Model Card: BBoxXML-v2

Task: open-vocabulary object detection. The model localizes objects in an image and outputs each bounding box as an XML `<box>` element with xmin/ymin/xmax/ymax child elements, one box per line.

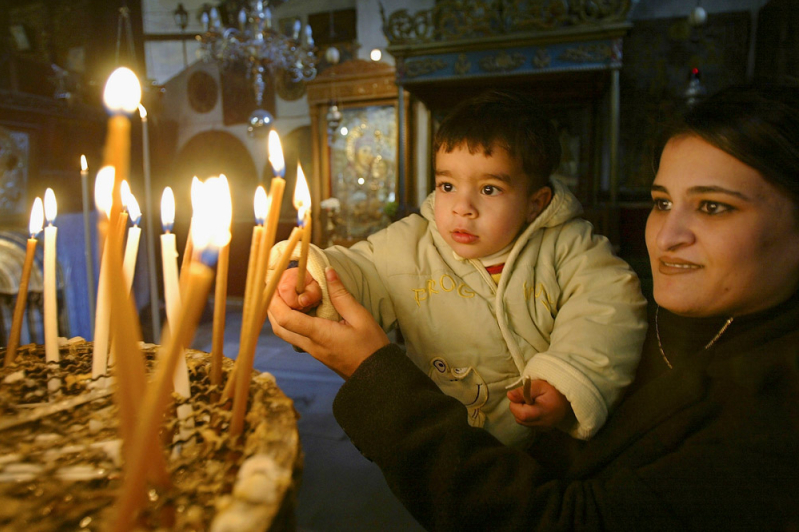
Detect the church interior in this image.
<box><xmin>0</xmin><ymin>0</ymin><xmax>795</xmax><ymax>530</ymax></box>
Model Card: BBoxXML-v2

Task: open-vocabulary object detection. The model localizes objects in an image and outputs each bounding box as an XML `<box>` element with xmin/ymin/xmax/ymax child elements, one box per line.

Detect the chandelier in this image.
<box><xmin>197</xmin><ymin>1</ymin><xmax>317</xmax><ymax>110</ymax></box>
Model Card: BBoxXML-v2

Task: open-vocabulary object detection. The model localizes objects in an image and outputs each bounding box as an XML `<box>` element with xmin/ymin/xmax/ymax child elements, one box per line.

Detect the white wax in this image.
<box><xmin>160</xmin><ymin>232</ymin><xmax>192</xmax><ymax>401</ymax></box>
<box><xmin>92</xmin><ymin>247</ymin><xmax>111</xmax><ymax>379</ymax></box>
<box><xmin>161</xmin><ymin>232</ymin><xmax>181</xmax><ymax>330</ymax></box>
<box><xmin>43</xmin><ymin>225</ymin><xmax>59</xmax><ymax>362</ymax></box>
<box><xmin>122</xmin><ymin>226</ymin><xmax>141</xmax><ymax>294</ymax></box>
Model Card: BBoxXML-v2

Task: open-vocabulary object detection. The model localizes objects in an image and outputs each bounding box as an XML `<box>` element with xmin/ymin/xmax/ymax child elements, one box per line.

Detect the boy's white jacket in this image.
<box><xmin>271</xmin><ymin>178</ymin><xmax>647</xmax><ymax>445</ymax></box>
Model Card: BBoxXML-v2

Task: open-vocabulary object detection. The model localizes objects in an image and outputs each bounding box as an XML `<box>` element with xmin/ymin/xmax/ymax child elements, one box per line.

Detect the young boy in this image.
<box><xmin>273</xmin><ymin>91</ymin><xmax>647</xmax><ymax>447</ymax></box>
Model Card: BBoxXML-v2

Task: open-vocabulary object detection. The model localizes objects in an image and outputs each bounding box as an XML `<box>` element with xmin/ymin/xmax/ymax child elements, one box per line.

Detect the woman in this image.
<box><xmin>269</xmin><ymin>82</ymin><xmax>799</xmax><ymax>531</ymax></box>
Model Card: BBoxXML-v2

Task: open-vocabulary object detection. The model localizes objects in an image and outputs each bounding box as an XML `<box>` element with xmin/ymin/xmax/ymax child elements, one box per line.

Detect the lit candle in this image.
<box><xmin>122</xmin><ymin>191</ymin><xmax>142</xmax><ymax>295</ymax></box>
<box><xmin>179</xmin><ymin>177</ymin><xmax>201</xmax><ymax>298</ymax></box>
<box><xmin>159</xmin><ymin>186</ymin><xmax>193</xmax><ymax>434</ymax></box>
<box><xmin>102</xmin><ymin>67</ymin><xmax>141</xmax><ymax>229</ymax></box>
<box><xmin>259</xmin><ymin>129</ymin><xmax>286</xmax><ymax>309</ymax></box>
<box><xmin>114</xmin><ymin>176</ymin><xmax>231</xmax><ymax>529</ymax></box>
<box><xmin>294</xmin><ymin>162</ymin><xmax>312</xmax><ymax>293</ymax></box>
<box><xmin>92</xmin><ymin>167</ymin><xmax>115</xmax><ymax>379</ymax></box>
<box><xmin>43</xmin><ymin>188</ymin><xmax>59</xmax><ymax>363</ymax></box>
<box><xmin>241</xmin><ymin>186</ymin><xmax>267</xmax><ymax>326</ymax></box>
<box><xmin>210</xmin><ymin>175</ymin><xmax>232</xmax><ymax>388</ymax></box>
<box><xmin>80</xmin><ymin>155</ymin><xmax>96</xmax><ymax>332</ymax></box>
<box><xmin>160</xmin><ymin>187</ymin><xmax>181</xmax><ymax>333</ymax></box>
<box><xmin>138</xmin><ymin>103</ymin><xmax>161</xmax><ymax>342</ymax></box>
<box><xmin>230</xmin><ymin>226</ymin><xmax>302</xmax><ymax>436</ymax></box>
<box><xmin>235</xmin><ymin>132</ymin><xmax>285</xmax><ymax>369</ymax></box>
<box><xmin>4</xmin><ymin>198</ymin><xmax>44</xmax><ymax>367</ymax></box>
<box><xmin>221</xmin><ymin>187</ymin><xmax>267</xmax><ymax>402</ymax></box>
<box><xmin>106</xmin><ymin>192</ymin><xmax>127</xmax><ymax>374</ymax></box>
<box><xmin>222</xmin><ymin>133</ymin><xmax>285</xmax><ymax>402</ymax></box>
<box><xmin>103</xmin><ymin>185</ymin><xmax>171</xmax><ymax>490</ymax></box>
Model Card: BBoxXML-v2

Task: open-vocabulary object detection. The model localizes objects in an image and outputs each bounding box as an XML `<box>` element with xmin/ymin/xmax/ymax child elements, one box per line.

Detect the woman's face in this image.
<box><xmin>646</xmin><ymin>135</ymin><xmax>799</xmax><ymax>317</ymax></box>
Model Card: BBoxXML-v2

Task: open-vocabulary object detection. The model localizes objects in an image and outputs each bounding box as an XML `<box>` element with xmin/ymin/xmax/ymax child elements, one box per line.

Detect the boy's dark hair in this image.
<box><xmin>654</xmin><ymin>80</ymin><xmax>799</xmax><ymax>209</ymax></box>
<box><xmin>433</xmin><ymin>90</ymin><xmax>561</xmax><ymax>191</ymax></box>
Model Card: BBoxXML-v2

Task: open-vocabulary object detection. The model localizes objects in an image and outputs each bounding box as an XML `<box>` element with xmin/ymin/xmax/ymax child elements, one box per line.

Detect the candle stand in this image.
<box><xmin>0</xmin><ymin>340</ymin><xmax>301</xmax><ymax>531</ymax></box>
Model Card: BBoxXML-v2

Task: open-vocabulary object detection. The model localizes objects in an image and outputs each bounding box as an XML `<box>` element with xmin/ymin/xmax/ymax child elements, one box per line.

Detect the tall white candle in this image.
<box><xmin>92</xmin><ymin>166</ymin><xmax>116</xmax><ymax>379</ymax></box>
<box><xmin>80</xmin><ymin>155</ymin><xmax>96</xmax><ymax>332</ymax></box>
<box><xmin>138</xmin><ymin>103</ymin><xmax>161</xmax><ymax>343</ymax></box>
<box><xmin>43</xmin><ymin>188</ymin><xmax>59</xmax><ymax>363</ymax></box>
<box><xmin>122</xmin><ymin>192</ymin><xmax>142</xmax><ymax>294</ymax></box>
<box><xmin>160</xmin><ymin>187</ymin><xmax>181</xmax><ymax>330</ymax></box>
<box><xmin>160</xmin><ymin>187</ymin><xmax>192</xmax><ymax>421</ymax></box>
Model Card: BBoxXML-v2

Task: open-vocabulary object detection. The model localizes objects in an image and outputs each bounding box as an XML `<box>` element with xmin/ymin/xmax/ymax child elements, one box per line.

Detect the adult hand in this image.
<box><xmin>507</xmin><ymin>379</ymin><xmax>571</xmax><ymax>429</ymax></box>
<box><xmin>268</xmin><ymin>267</ymin><xmax>390</xmax><ymax>379</ymax></box>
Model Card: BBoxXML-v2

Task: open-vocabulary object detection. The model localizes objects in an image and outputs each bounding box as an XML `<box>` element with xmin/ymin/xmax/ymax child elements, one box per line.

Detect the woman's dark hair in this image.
<box><xmin>433</xmin><ymin>90</ymin><xmax>561</xmax><ymax>191</ymax></box>
<box><xmin>655</xmin><ymin>81</ymin><xmax>799</xmax><ymax>207</ymax></box>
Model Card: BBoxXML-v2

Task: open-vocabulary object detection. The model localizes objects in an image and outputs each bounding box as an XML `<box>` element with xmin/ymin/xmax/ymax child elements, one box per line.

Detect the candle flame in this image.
<box><xmin>268</xmin><ymin>130</ymin><xmax>285</xmax><ymax>178</ymax></box>
<box><xmin>80</xmin><ymin>155</ymin><xmax>87</xmax><ymax>172</ymax></box>
<box><xmin>121</xmin><ymin>180</ymin><xmax>132</xmax><ymax>211</ymax></box>
<box><xmin>44</xmin><ymin>188</ymin><xmax>57</xmax><ymax>225</ymax></box>
<box><xmin>138</xmin><ymin>103</ymin><xmax>147</xmax><ymax>119</ymax></box>
<box><xmin>219</xmin><ymin>174</ymin><xmax>232</xmax><ymax>230</ymax></box>
<box><xmin>127</xmin><ymin>193</ymin><xmax>142</xmax><ymax>226</ymax></box>
<box><xmin>191</xmin><ymin>176</ymin><xmax>232</xmax><ymax>257</ymax></box>
<box><xmin>94</xmin><ymin>166</ymin><xmax>115</xmax><ymax>219</ymax></box>
<box><xmin>293</xmin><ymin>163</ymin><xmax>311</xmax><ymax>225</ymax></box>
<box><xmin>29</xmin><ymin>197</ymin><xmax>44</xmax><ymax>237</ymax></box>
<box><xmin>103</xmin><ymin>67</ymin><xmax>142</xmax><ymax>114</ymax></box>
<box><xmin>254</xmin><ymin>186</ymin><xmax>267</xmax><ymax>225</ymax></box>
<box><xmin>161</xmin><ymin>187</ymin><xmax>175</xmax><ymax>232</ymax></box>
<box><xmin>190</xmin><ymin>176</ymin><xmax>201</xmax><ymax>218</ymax></box>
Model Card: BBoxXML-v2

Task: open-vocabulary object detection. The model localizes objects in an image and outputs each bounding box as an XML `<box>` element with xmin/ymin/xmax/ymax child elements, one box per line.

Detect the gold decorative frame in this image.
<box><xmin>306</xmin><ymin>60</ymin><xmax>413</xmax><ymax>246</ymax></box>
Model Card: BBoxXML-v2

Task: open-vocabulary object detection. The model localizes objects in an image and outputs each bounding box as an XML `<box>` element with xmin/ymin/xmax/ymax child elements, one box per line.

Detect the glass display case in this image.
<box><xmin>328</xmin><ymin>104</ymin><xmax>397</xmax><ymax>241</ymax></box>
<box><xmin>306</xmin><ymin>59</ymin><xmax>412</xmax><ymax>247</ymax></box>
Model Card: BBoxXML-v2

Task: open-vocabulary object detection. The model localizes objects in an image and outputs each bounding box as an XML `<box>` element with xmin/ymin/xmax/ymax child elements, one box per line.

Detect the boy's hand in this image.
<box><xmin>268</xmin><ymin>267</ymin><xmax>389</xmax><ymax>379</ymax></box>
<box><xmin>507</xmin><ymin>378</ymin><xmax>570</xmax><ymax>429</ymax></box>
<box><xmin>277</xmin><ymin>267</ymin><xmax>322</xmax><ymax>311</ymax></box>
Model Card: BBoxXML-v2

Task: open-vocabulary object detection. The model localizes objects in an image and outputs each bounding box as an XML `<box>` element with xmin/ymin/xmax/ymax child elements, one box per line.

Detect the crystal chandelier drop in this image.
<box><xmin>197</xmin><ymin>1</ymin><xmax>318</xmax><ymax>109</ymax></box>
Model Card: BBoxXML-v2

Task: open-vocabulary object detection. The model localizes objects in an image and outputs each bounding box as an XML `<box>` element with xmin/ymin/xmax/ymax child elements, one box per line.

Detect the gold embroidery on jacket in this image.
<box><xmin>412</xmin><ymin>275</ymin><xmax>476</xmax><ymax>306</ymax></box>
<box><xmin>523</xmin><ymin>281</ymin><xmax>556</xmax><ymax>312</ymax></box>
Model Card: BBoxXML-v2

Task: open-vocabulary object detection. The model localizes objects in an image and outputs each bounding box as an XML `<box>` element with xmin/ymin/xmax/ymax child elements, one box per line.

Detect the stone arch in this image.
<box><xmin>168</xmin><ymin>129</ymin><xmax>257</xmax><ymax>251</ymax></box>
